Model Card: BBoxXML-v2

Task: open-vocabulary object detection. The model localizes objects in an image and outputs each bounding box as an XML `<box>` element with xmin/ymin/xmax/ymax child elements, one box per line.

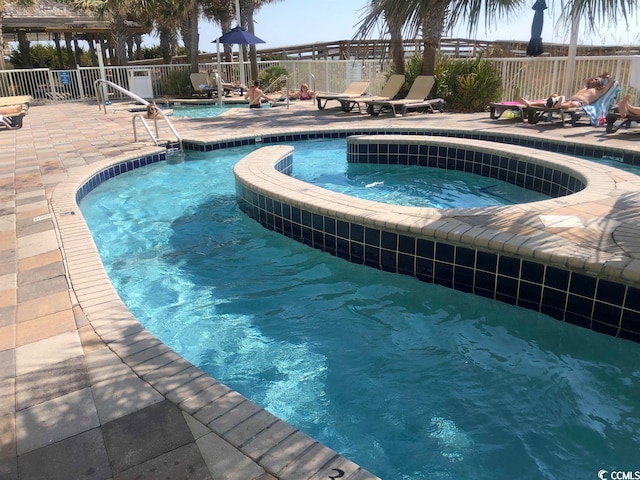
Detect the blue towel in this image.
<box><xmin>582</xmin><ymin>80</ymin><xmax>620</xmax><ymax>126</ymax></box>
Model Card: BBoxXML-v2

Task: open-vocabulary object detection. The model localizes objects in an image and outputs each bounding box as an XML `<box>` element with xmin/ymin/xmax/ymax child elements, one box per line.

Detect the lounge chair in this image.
<box><xmin>605</xmin><ymin>109</ymin><xmax>640</xmax><ymax>133</ymax></box>
<box><xmin>190</xmin><ymin>72</ymin><xmax>217</xmax><ymax>98</ymax></box>
<box><xmin>316</xmin><ymin>81</ymin><xmax>370</xmax><ymax>110</ymax></box>
<box><xmin>488</xmin><ymin>98</ymin><xmax>552</xmax><ymax>120</ymax></box>
<box><xmin>337</xmin><ymin>75</ymin><xmax>405</xmax><ymax>113</ymax></box>
<box><xmin>522</xmin><ymin>80</ymin><xmax>621</xmax><ymax>127</ymax></box>
<box><xmin>0</xmin><ymin>95</ymin><xmax>32</xmax><ymax>107</ymax></box>
<box><xmin>365</xmin><ymin>76</ymin><xmax>445</xmax><ymax>116</ymax></box>
<box><xmin>0</xmin><ymin>103</ymin><xmax>28</xmax><ymax>130</ymax></box>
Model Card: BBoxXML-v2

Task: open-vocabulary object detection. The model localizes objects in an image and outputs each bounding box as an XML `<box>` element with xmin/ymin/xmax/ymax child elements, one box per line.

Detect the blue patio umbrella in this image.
<box><xmin>213</xmin><ymin>26</ymin><xmax>265</xmax><ymax>96</ymax></box>
<box><xmin>526</xmin><ymin>0</ymin><xmax>547</xmax><ymax>57</ymax></box>
<box><xmin>217</xmin><ymin>26</ymin><xmax>265</xmax><ymax>45</ymax></box>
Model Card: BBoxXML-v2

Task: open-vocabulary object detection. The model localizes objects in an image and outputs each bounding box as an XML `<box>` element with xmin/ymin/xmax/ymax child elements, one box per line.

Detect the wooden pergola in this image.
<box><xmin>2</xmin><ymin>0</ymin><xmax>150</xmax><ymax>68</ymax></box>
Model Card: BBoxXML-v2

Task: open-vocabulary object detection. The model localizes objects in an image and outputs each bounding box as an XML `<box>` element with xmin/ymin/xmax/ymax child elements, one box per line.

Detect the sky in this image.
<box><xmin>140</xmin><ymin>0</ymin><xmax>640</xmax><ymax>54</ymax></box>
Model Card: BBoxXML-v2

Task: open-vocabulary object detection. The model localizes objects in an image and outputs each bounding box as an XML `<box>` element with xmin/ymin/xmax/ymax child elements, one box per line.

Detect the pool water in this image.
<box><xmin>172</xmin><ymin>102</ymin><xmax>270</xmax><ymax>118</ymax></box>
<box><xmin>80</xmin><ymin>139</ymin><xmax>640</xmax><ymax>480</ymax></box>
<box><xmin>291</xmin><ymin>140</ymin><xmax>549</xmax><ymax>207</ymax></box>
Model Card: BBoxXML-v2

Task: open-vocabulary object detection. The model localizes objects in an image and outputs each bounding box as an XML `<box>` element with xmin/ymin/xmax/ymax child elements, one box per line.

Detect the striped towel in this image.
<box><xmin>582</xmin><ymin>80</ymin><xmax>621</xmax><ymax>126</ymax></box>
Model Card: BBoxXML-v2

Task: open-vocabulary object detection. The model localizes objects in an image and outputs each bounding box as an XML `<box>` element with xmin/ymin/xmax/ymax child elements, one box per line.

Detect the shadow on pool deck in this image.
<box><xmin>2</xmin><ymin>101</ymin><xmax>640</xmax><ymax>479</ymax></box>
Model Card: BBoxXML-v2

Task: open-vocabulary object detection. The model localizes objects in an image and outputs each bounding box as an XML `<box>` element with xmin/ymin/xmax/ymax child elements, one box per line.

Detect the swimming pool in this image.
<box><xmin>80</xmin><ymin>138</ymin><xmax>640</xmax><ymax>480</ymax></box>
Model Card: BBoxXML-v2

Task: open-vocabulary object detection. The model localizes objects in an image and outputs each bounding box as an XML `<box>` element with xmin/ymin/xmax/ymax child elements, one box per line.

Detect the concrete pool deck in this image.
<box><xmin>2</xmin><ymin>100</ymin><xmax>640</xmax><ymax>479</ymax></box>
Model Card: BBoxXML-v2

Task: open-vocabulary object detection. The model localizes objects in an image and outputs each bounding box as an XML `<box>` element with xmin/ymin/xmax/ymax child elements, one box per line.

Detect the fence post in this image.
<box><xmin>76</xmin><ymin>66</ymin><xmax>85</xmax><ymax>101</ymax></box>
<box><xmin>46</xmin><ymin>69</ymin><xmax>57</xmax><ymax>102</ymax></box>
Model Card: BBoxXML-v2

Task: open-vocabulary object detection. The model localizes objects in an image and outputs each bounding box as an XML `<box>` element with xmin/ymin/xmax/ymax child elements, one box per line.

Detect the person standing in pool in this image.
<box><xmin>245</xmin><ymin>80</ymin><xmax>274</xmax><ymax>109</ymax></box>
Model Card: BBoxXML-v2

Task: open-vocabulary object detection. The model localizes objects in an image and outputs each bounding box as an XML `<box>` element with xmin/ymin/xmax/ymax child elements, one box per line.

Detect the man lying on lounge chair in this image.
<box><xmin>519</xmin><ymin>73</ymin><xmax>615</xmax><ymax>109</ymax></box>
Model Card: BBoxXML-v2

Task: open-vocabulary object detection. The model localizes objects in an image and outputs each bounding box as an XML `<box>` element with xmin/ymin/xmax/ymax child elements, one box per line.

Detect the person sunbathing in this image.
<box><xmin>519</xmin><ymin>73</ymin><xmax>615</xmax><ymax>109</ymax></box>
<box><xmin>0</xmin><ymin>104</ymin><xmax>27</xmax><ymax>115</ymax></box>
<box><xmin>618</xmin><ymin>94</ymin><xmax>640</xmax><ymax>118</ymax></box>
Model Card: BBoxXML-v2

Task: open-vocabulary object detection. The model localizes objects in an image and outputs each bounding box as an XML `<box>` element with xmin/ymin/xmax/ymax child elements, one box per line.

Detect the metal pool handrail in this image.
<box><xmin>94</xmin><ymin>78</ymin><xmax>183</xmax><ymax>150</ymax></box>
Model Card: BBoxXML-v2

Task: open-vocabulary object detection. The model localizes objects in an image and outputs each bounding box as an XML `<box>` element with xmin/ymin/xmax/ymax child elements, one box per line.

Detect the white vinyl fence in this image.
<box><xmin>0</xmin><ymin>56</ymin><xmax>637</xmax><ymax>106</ymax></box>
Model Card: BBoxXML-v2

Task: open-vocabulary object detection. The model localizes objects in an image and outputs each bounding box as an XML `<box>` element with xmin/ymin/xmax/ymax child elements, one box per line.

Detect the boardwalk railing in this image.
<box><xmin>1</xmin><ymin>56</ymin><xmax>637</xmax><ymax>106</ymax></box>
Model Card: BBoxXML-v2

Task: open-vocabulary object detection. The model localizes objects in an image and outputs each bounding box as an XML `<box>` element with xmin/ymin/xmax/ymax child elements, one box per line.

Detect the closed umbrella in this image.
<box><xmin>526</xmin><ymin>0</ymin><xmax>547</xmax><ymax>57</ymax></box>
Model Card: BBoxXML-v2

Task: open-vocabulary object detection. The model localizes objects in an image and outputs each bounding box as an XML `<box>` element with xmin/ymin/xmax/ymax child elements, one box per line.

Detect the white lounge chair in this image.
<box><xmin>365</xmin><ymin>76</ymin><xmax>444</xmax><ymax>116</ymax></box>
<box><xmin>338</xmin><ymin>75</ymin><xmax>405</xmax><ymax>113</ymax></box>
<box><xmin>316</xmin><ymin>81</ymin><xmax>370</xmax><ymax>110</ymax></box>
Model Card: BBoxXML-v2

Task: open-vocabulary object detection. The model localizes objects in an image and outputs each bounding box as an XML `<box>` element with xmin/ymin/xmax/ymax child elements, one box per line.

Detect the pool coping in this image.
<box><xmin>46</xmin><ymin>119</ymin><xmax>640</xmax><ymax>479</ymax></box>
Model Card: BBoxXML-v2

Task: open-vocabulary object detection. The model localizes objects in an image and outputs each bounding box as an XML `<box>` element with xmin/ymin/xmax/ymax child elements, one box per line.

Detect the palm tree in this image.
<box><xmin>65</xmin><ymin>0</ymin><xmax>154</xmax><ymax>65</ymax></box>
<box><xmin>356</xmin><ymin>0</ymin><xmax>639</xmax><ymax>76</ymax></box>
<box><xmin>0</xmin><ymin>0</ymin><xmax>36</xmax><ymax>69</ymax></box>
<box><xmin>239</xmin><ymin>0</ymin><xmax>281</xmax><ymax>81</ymax></box>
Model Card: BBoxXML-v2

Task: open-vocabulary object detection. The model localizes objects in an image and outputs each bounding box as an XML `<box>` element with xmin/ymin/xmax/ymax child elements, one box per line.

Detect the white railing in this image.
<box><xmin>1</xmin><ymin>56</ymin><xmax>638</xmax><ymax>107</ymax></box>
<box><xmin>94</xmin><ymin>78</ymin><xmax>182</xmax><ymax>149</ymax></box>
<box><xmin>487</xmin><ymin>55</ymin><xmax>638</xmax><ymax>102</ymax></box>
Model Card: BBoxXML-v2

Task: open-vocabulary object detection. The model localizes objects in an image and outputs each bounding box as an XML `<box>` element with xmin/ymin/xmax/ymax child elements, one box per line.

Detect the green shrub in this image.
<box><xmin>165</xmin><ymin>70</ymin><xmax>192</xmax><ymax>97</ymax></box>
<box><xmin>393</xmin><ymin>54</ymin><xmax>502</xmax><ymax>112</ymax></box>
<box><xmin>257</xmin><ymin>65</ymin><xmax>288</xmax><ymax>93</ymax></box>
<box><xmin>435</xmin><ymin>56</ymin><xmax>503</xmax><ymax>112</ymax></box>
<box><xmin>9</xmin><ymin>44</ymin><xmax>92</xmax><ymax>68</ymax></box>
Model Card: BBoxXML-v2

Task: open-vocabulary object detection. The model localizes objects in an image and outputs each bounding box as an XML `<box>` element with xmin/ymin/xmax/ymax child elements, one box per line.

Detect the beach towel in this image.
<box><xmin>582</xmin><ymin>80</ymin><xmax>621</xmax><ymax>126</ymax></box>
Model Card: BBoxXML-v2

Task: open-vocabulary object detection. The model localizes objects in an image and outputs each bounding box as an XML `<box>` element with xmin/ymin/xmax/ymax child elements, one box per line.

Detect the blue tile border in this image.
<box><xmin>233</xmin><ymin>139</ymin><xmax>640</xmax><ymax>344</ymax></box>
<box><xmin>346</xmin><ymin>136</ymin><xmax>585</xmax><ymax>198</ymax></box>
<box><xmin>75</xmin><ymin>152</ymin><xmax>166</xmax><ymax>203</ymax></box>
<box><xmin>181</xmin><ymin>127</ymin><xmax>640</xmax><ymax>166</ymax></box>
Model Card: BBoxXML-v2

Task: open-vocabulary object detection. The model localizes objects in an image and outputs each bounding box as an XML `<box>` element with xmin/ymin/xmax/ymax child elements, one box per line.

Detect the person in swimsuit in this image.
<box><xmin>245</xmin><ymin>80</ymin><xmax>274</xmax><ymax>108</ymax></box>
<box><xmin>145</xmin><ymin>101</ymin><xmax>165</xmax><ymax>119</ymax></box>
<box><xmin>290</xmin><ymin>83</ymin><xmax>315</xmax><ymax>100</ymax></box>
<box><xmin>519</xmin><ymin>73</ymin><xmax>615</xmax><ymax>109</ymax></box>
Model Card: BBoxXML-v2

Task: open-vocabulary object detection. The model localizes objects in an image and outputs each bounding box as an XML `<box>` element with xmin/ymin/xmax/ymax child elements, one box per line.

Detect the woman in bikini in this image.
<box><xmin>285</xmin><ymin>83</ymin><xmax>315</xmax><ymax>101</ymax></box>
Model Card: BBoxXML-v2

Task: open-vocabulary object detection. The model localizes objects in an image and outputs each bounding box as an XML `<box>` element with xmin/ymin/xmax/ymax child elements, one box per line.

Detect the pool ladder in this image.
<box><xmin>94</xmin><ymin>79</ymin><xmax>183</xmax><ymax>151</ymax></box>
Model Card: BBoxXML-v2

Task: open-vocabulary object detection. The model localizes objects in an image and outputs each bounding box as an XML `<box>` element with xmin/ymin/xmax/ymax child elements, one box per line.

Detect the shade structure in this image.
<box><xmin>214</xmin><ymin>26</ymin><xmax>265</xmax><ymax>92</ymax></box>
<box><xmin>217</xmin><ymin>26</ymin><xmax>265</xmax><ymax>45</ymax></box>
<box><xmin>526</xmin><ymin>0</ymin><xmax>547</xmax><ymax>57</ymax></box>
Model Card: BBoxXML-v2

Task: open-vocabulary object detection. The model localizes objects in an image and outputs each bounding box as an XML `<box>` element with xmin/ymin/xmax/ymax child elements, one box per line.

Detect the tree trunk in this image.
<box><xmin>181</xmin><ymin>4</ymin><xmax>200</xmax><ymax>73</ymax></box>
<box><xmin>110</xmin><ymin>13</ymin><xmax>129</xmax><ymax>66</ymax></box>
<box><xmin>74</xmin><ymin>37</ymin><xmax>82</xmax><ymax>66</ymax></box>
<box><xmin>159</xmin><ymin>28</ymin><xmax>176</xmax><ymax>63</ymax></box>
<box><xmin>126</xmin><ymin>36</ymin><xmax>134</xmax><ymax>62</ymax></box>
<box><xmin>221</xmin><ymin>20</ymin><xmax>232</xmax><ymax>62</ymax></box>
<box><xmin>182</xmin><ymin>19</ymin><xmax>192</xmax><ymax>60</ymax></box>
<box><xmin>420</xmin><ymin>11</ymin><xmax>446</xmax><ymax>76</ymax></box>
<box><xmin>385</xmin><ymin>8</ymin><xmax>404</xmax><ymax>74</ymax></box>
<box><xmin>55</xmin><ymin>33</ymin><xmax>65</xmax><ymax>68</ymax></box>
<box><xmin>134</xmin><ymin>34</ymin><xmax>142</xmax><ymax>60</ymax></box>
<box><xmin>189</xmin><ymin>6</ymin><xmax>199</xmax><ymax>74</ymax></box>
<box><xmin>86</xmin><ymin>34</ymin><xmax>97</xmax><ymax>66</ymax></box>
<box><xmin>0</xmin><ymin>15</ymin><xmax>5</xmax><ymax>70</ymax></box>
<box><xmin>245</xmin><ymin>8</ymin><xmax>258</xmax><ymax>81</ymax></box>
<box><xmin>18</xmin><ymin>30</ymin><xmax>32</xmax><ymax>68</ymax></box>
